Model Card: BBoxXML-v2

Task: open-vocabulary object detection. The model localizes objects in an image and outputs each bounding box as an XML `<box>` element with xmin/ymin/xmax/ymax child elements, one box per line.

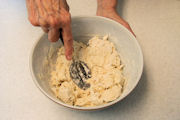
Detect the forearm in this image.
<box><xmin>97</xmin><ymin>0</ymin><xmax>117</xmax><ymax>10</ymax></box>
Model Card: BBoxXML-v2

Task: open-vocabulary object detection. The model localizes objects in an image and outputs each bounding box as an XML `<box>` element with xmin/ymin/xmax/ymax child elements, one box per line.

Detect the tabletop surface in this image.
<box><xmin>0</xmin><ymin>0</ymin><xmax>180</xmax><ymax>120</ymax></box>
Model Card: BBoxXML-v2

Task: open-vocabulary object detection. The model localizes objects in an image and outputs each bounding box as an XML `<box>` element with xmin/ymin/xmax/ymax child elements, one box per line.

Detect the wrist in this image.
<box><xmin>97</xmin><ymin>0</ymin><xmax>117</xmax><ymax>9</ymax></box>
<box><xmin>97</xmin><ymin>7</ymin><xmax>116</xmax><ymax>13</ymax></box>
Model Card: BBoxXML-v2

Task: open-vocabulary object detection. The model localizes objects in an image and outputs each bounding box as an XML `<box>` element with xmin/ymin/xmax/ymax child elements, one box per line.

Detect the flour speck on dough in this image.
<box><xmin>50</xmin><ymin>36</ymin><xmax>126</xmax><ymax>107</ymax></box>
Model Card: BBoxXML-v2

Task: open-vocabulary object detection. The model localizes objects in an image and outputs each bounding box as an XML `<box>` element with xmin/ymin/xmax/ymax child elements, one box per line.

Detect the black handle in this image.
<box><xmin>59</xmin><ymin>28</ymin><xmax>64</xmax><ymax>45</ymax></box>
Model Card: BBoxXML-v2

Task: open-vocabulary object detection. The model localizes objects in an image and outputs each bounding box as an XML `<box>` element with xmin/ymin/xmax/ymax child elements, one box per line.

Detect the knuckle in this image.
<box><xmin>39</xmin><ymin>18</ymin><xmax>47</xmax><ymax>27</ymax></box>
<box><xmin>48</xmin><ymin>16</ymin><xmax>59</xmax><ymax>27</ymax></box>
<box><xmin>67</xmin><ymin>39</ymin><xmax>72</xmax><ymax>44</ymax></box>
<box><xmin>65</xmin><ymin>13</ymin><xmax>71</xmax><ymax>23</ymax></box>
<box><xmin>65</xmin><ymin>36</ymin><xmax>73</xmax><ymax>43</ymax></box>
<box><xmin>64</xmin><ymin>37</ymin><xmax>73</xmax><ymax>47</ymax></box>
<box><xmin>65</xmin><ymin>12</ymin><xmax>71</xmax><ymax>19</ymax></box>
<box><xmin>65</xmin><ymin>38</ymin><xmax>72</xmax><ymax>46</ymax></box>
<box><xmin>29</xmin><ymin>17</ymin><xmax>39</xmax><ymax>26</ymax></box>
<box><xmin>61</xmin><ymin>13</ymin><xmax>71</xmax><ymax>25</ymax></box>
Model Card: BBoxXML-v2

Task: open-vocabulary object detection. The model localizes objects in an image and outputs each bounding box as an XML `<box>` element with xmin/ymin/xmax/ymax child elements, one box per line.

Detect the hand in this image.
<box><xmin>97</xmin><ymin>0</ymin><xmax>135</xmax><ymax>37</ymax></box>
<box><xmin>26</xmin><ymin>0</ymin><xmax>73</xmax><ymax>60</ymax></box>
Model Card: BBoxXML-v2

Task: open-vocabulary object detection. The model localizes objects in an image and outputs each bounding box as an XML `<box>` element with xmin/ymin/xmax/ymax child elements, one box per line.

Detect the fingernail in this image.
<box><xmin>67</xmin><ymin>55</ymin><xmax>72</xmax><ymax>60</ymax></box>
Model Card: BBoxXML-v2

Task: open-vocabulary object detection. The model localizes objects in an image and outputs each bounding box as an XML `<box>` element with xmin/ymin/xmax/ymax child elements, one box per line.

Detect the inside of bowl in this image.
<box><xmin>31</xmin><ymin>16</ymin><xmax>143</xmax><ymax>107</ymax></box>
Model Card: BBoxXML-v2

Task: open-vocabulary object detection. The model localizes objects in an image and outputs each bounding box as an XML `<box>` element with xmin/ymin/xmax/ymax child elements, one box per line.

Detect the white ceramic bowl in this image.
<box><xmin>30</xmin><ymin>16</ymin><xmax>143</xmax><ymax>110</ymax></box>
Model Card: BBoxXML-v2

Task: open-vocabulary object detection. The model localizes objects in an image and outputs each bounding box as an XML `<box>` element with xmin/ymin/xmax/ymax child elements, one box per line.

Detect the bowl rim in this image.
<box><xmin>29</xmin><ymin>15</ymin><xmax>144</xmax><ymax>110</ymax></box>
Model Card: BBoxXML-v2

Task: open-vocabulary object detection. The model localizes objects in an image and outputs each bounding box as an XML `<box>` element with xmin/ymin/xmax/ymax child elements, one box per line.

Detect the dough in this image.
<box><xmin>50</xmin><ymin>36</ymin><xmax>126</xmax><ymax>107</ymax></box>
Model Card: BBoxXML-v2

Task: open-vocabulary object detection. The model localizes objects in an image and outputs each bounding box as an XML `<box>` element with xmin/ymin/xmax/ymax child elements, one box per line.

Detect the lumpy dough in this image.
<box><xmin>50</xmin><ymin>36</ymin><xmax>126</xmax><ymax>107</ymax></box>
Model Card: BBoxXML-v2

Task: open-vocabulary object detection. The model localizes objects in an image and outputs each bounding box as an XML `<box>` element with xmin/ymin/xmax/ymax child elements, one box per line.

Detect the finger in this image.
<box><xmin>114</xmin><ymin>17</ymin><xmax>136</xmax><ymax>37</ymax></box>
<box><xmin>121</xmin><ymin>22</ymin><xmax>136</xmax><ymax>37</ymax></box>
<box><xmin>48</xmin><ymin>28</ymin><xmax>59</xmax><ymax>42</ymax></box>
<box><xmin>42</xmin><ymin>27</ymin><xmax>49</xmax><ymax>33</ymax></box>
<box><xmin>126</xmin><ymin>25</ymin><xmax>136</xmax><ymax>37</ymax></box>
<box><xmin>62</xmin><ymin>24</ymin><xmax>73</xmax><ymax>60</ymax></box>
<box><xmin>26</xmin><ymin>0</ymin><xmax>39</xmax><ymax>26</ymax></box>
